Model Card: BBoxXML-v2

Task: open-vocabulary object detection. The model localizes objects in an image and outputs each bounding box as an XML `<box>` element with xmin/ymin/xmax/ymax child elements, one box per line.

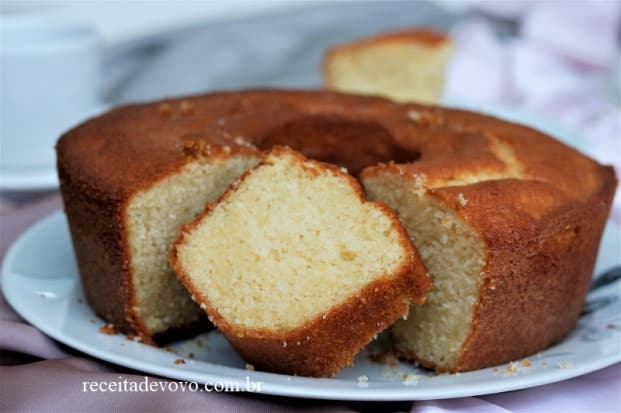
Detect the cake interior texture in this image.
<box><xmin>363</xmin><ymin>171</ymin><xmax>486</xmax><ymax>370</ymax></box>
<box><xmin>325</xmin><ymin>37</ymin><xmax>452</xmax><ymax>104</ymax></box>
<box><xmin>174</xmin><ymin>149</ymin><xmax>412</xmax><ymax>331</ymax></box>
<box><xmin>126</xmin><ymin>154</ymin><xmax>259</xmax><ymax>336</ymax></box>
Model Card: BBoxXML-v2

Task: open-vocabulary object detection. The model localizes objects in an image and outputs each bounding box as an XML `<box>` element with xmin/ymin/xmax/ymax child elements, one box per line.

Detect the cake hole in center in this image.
<box><xmin>258</xmin><ymin>115</ymin><xmax>420</xmax><ymax>176</ymax></box>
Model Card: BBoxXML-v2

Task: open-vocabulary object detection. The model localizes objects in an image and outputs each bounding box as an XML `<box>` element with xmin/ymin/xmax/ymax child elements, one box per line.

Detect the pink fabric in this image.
<box><xmin>448</xmin><ymin>0</ymin><xmax>621</xmax><ymax>223</ymax></box>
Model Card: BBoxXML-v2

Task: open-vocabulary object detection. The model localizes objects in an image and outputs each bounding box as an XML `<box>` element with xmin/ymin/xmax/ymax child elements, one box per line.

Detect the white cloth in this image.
<box><xmin>446</xmin><ymin>0</ymin><xmax>621</xmax><ymax>222</ymax></box>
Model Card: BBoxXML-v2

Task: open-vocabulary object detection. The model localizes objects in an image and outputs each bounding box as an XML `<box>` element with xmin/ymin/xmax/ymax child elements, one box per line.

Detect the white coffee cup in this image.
<box><xmin>1</xmin><ymin>16</ymin><xmax>106</xmax><ymax>173</ymax></box>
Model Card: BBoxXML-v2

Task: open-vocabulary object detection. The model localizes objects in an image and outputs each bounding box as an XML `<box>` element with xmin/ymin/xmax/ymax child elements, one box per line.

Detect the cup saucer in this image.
<box><xmin>0</xmin><ymin>103</ymin><xmax>109</xmax><ymax>192</ymax></box>
<box><xmin>0</xmin><ymin>166</ymin><xmax>59</xmax><ymax>191</ymax></box>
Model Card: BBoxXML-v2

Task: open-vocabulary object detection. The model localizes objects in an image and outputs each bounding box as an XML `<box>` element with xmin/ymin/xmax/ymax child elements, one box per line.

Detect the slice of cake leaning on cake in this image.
<box><xmin>170</xmin><ymin>147</ymin><xmax>431</xmax><ymax>377</ymax></box>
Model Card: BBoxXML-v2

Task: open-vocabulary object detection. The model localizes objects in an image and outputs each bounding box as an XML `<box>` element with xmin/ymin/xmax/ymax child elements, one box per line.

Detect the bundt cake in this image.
<box><xmin>323</xmin><ymin>28</ymin><xmax>453</xmax><ymax>104</ymax></box>
<box><xmin>169</xmin><ymin>146</ymin><xmax>431</xmax><ymax>377</ymax></box>
<box><xmin>57</xmin><ymin>90</ymin><xmax>616</xmax><ymax>374</ymax></box>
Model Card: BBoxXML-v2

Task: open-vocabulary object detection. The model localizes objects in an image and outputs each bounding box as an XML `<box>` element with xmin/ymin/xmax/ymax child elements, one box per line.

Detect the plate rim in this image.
<box><xmin>2</xmin><ymin>210</ymin><xmax>620</xmax><ymax>401</ymax></box>
<box><xmin>0</xmin><ymin>166</ymin><xmax>59</xmax><ymax>191</ymax></box>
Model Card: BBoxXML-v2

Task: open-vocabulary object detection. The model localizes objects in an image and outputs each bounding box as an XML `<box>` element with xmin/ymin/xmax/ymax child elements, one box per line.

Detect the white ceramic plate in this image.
<box><xmin>2</xmin><ymin>108</ymin><xmax>620</xmax><ymax>400</ymax></box>
<box><xmin>2</xmin><ymin>212</ymin><xmax>619</xmax><ymax>401</ymax></box>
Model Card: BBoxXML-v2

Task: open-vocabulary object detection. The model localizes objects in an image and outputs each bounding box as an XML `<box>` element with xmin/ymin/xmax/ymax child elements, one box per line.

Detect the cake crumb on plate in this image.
<box><xmin>99</xmin><ymin>324</ymin><xmax>117</xmax><ymax>335</ymax></box>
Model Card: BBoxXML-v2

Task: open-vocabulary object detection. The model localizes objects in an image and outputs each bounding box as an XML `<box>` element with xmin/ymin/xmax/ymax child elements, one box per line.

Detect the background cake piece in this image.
<box><xmin>170</xmin><ymin>146</ymin><xmax>431</xmax><ymax>377</ymax></box>
<box><xmin>323</xmin><ymin>28</ymin><xmax>452</xmax><ymax>104</ymax></box>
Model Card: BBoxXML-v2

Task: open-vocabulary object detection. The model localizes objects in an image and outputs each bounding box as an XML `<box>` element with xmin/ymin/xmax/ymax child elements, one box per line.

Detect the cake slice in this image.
<box><xmin>169</xmin><ymin>146</ymin><xmax>431</xmax><ymax>377</ymax></box>
<box><xmin>362</xmin><ymin>170</ymin><xmax>487</xmax><ymax>371</ymax></box>
<box><xmin>323</xmin><ymin>28</ymin><xmax>452</xmax><ymax>104</ymax></box>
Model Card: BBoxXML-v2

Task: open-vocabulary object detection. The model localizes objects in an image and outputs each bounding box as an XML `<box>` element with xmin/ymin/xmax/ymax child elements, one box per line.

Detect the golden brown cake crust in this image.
<box><xmin>169</xmin><ymin>147</ymin><xmax>432</xmax><ymax>377</ymax></box>
<box><xmin>443</xmin><ymin>178</ymin><xmax>614</xmax><ymax>371</ymax></box>
<box><xmin>58</xmin><ymin>89</ymin><xmax>616</xmax><ymax>358</ymax></box>
<box><xmin>390</xmin><ymin>177</ymin><xmax>615</xmax><ymax>372</ymax></box>
<box><xmin>361</xmin><ymin>105</ymin><xmax>617</xmax><ymax>371</ymax></box>
<box><xmin>325</xmin><ymin>28</ymin><xmax>449</xmax><ymax>55</ymax></box>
